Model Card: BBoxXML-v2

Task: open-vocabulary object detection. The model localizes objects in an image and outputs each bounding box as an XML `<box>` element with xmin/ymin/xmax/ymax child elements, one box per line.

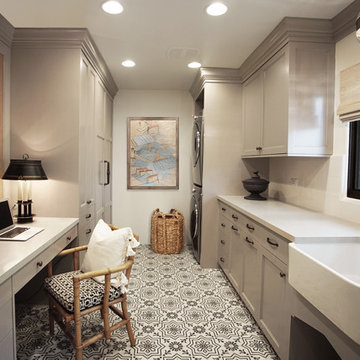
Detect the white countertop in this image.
<box><xmin>0</xmin><ymin>217</ymin><xmax>79</xmax><ymax>285</ymax></box>
<box><xmin>217</xmin><ymin>195</ymin><xmax>360</xmax><ymax>242</ymax></box>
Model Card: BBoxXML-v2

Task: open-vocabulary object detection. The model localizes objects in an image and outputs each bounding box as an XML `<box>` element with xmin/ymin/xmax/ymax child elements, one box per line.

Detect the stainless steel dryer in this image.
<box><xmin>192</xmin><ymin>115</ymin><xmax>203</xmax><ymax>187</ymax></box>
<box><xmin>190</xmin><ymin>184</ymin><xmax>202</xmax><ymax>264</ymax></box>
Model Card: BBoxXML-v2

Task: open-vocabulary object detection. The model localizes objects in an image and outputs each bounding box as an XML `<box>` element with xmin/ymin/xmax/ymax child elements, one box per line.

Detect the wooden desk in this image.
<box><xmin>0</xmin><ymin>217</ymin><xmax>79</xmax><ymax>360</ymax></box>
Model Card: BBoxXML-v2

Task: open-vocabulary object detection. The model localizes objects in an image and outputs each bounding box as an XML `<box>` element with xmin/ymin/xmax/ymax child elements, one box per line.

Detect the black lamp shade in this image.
<box><xmin>2</xmin><ymin>159</ymin><xmax>48</xmax><ymax>180</ymax></box>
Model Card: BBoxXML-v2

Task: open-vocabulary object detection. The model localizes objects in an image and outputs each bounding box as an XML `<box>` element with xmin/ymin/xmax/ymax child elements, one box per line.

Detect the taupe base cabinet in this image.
<box><xmin>217</xmin><ymin>200</ymin><xmax>291</xmax><ymax>359</ymax></box>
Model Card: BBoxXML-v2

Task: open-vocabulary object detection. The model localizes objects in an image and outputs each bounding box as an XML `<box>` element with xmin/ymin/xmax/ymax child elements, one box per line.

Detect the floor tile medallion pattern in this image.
<box><xmin>16</xmin><ymin>245</ymin><xmax>279</xmax><ymax>359</ymax></box>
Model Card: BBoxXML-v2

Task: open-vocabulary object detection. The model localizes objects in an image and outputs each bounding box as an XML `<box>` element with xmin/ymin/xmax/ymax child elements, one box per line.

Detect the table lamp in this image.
<box><xmin>2</xmin><ymin>154</ymin><xmax>48</xmax><ymax>223</ymax></box>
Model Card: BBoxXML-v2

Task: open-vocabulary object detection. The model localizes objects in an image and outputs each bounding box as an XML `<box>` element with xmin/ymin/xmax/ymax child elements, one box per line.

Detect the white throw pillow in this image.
<box><xmin>81</xmin><ymin>220</ymin><xmax>139</xmax><ymax>293</ymax></box>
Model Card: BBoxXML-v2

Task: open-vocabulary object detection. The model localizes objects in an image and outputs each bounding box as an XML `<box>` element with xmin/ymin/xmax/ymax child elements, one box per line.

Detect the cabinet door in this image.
<box><xmin>258</xmin><ymin>247</ymin><xmax>290</xmax><ymax>360</ymax></box>
<box><xmin>228</xmin><ymin>223</ymin><xmax>243</xmax><ymax>293</ymax></box>
<box><xmin>242</xmin><ymin>72</ymin><xmax>263</xmax><ymax>156</ymax></box>
<box><xmin>79</xmin><ymin>56</ymin><xmax>95</xmax><ymax>207</ymax></box>
<box><xmin>218</xmin><ymin>216</ymin><xmax>231</xmax><ymax>276</ymax></box>
<box><xmin>240</xmin><ymin>235</ymin><xmax>260</xmax><ymax>317</ymax></box>
<box><xmin>262</xmin><ymin>49</ymin><xmax>289</xmax><ymax>155</ymax></box>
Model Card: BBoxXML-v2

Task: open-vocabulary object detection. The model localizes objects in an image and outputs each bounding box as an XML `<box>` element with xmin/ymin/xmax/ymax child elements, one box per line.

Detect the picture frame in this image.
<box><xmin>127</xmin><ymin>117</ymin><xmax>179</xmax><ymax>189</ymax></box>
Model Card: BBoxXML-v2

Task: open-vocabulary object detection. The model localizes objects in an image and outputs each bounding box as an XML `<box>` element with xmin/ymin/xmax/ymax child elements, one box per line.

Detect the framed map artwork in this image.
<box><xmin>127</xmin><ymin>117</ymin><xmax>179</xmax><ymax>189</ymax></box>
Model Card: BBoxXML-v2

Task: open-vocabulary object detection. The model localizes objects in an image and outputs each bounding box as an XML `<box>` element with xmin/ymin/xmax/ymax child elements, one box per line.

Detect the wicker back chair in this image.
<box><xmin>44</xmin><ymin>224</ymin><xmax>138</xmax><ymax>360</ymax></box>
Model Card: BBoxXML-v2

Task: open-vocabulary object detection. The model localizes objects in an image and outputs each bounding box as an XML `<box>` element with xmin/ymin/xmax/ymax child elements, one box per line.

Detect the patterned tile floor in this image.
<box><xmin>16</xmin><ymin>244</ymin><xmax>279</xmax><ymax>359</ymax></box>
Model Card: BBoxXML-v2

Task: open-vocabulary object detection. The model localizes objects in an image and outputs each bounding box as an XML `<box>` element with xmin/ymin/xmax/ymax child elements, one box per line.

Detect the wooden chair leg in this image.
<box><xmin>75</xmin><ymin>347</ymin><xmax>82</xmax><ymax>360</ymax></box>
<box><xmin>103</xmin><ymin>307</ymin><xmax>111</xmax><ymax>340</ymax></box>
<box><xmin>121</xmin><ymin>301</ymin><xmax>135</xmax><ymax>346</ymax></box>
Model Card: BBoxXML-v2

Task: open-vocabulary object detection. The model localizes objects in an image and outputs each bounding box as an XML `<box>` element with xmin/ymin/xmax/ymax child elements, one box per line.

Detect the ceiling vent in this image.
<box><xmin>167</xmin><ymin>47</ymin><xmax>200</xmax><ymax>60</ymax></box>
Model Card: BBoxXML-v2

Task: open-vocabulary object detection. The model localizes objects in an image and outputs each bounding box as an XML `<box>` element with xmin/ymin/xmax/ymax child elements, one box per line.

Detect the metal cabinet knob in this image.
<box><xmin>66</xmin><ymin>236</ymin><xmax>71</xmax><ymax>241</ymax></box>
<box><xmin>86</xmin><ymin>200</ymin><xmax>92</xmax><ymax>204</ymax></box>
<box><xmin>256</xmin><ymin>146</ymin><xmax>263</xmax><ymax>151</ymax></box>
<box><xmin>37</xmin><ymin>261</ymin><xmax>43</xmax><ymax>267</ymax></box>
<box><xmin>221</xmin><ymin>223</ymin><xmax>226</xmax><ymax>228</ymax></box>
<box><xmin>231</xmin><ymin>225</ymin><xmax>238</xmax><ymax>231</ymax></box>
<box><xmin>232</xmin><ymin>214</ymin><xmax>238</xmax><ymax>220</ymax></box>
<box><xmin>221</xmin><ymin>207</ymin><xmax>226</xmax><ymax>212</ymax></box>
<box><xmin>85</xmin><ymin>214</ymin><xmax>92</xmax><ymax>219</ymax></box>
<box><xmin>86</xmin><ymin>229</ymin><xmax>92</xmax><ymax>235</ymax></box>
<box><xmin>220</xmin><ymin>257</ymin><xmax>225</xmax><ymax>263</ymax></box>
<box><xmin>220</xmin><ymin>240</ymin><xmax>225</xmax><ymax>245</ymax></box>
<box><xmin>280</xmin><ymin>272</ymin><xmax>286</xmax><ymax>278</ymax></box>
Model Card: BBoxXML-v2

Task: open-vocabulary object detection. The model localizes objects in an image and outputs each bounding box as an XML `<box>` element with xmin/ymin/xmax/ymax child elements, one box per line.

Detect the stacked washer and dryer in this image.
<box><xmin>190</xmin><ymin>114</ymin><xmax>203</xmax><ymax>264</ymax></box>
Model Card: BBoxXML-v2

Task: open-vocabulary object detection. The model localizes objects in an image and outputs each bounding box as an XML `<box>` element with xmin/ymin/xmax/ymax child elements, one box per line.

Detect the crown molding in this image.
<box><xmin>239</xmin><ymin>17</ymin><xmax>333</xmax><ymax>82</ymax></box>
<box><xmin>0</xmin><ymin>13</ymin><xmax>14</xmax><ymax>48</ymax></box>
<box><xmin>189</xmin><ymin>67</ymin><xmax>242</xmax><ymax>100</ymax></box>
<box><xmin>12</xmin><ymin>28</ymin><xmax>118</xmax><ymax>97</ymax></box>
<box><xmin>332</xmin><ymin>0</ymin><xmax>360</xmax><ymax>42</ymax></box>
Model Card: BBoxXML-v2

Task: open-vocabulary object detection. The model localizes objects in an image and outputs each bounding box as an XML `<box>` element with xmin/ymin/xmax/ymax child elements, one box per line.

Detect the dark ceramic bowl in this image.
<box><xmin>242</xmin><ymin>171</ymin><xmax>269</xmax><ymax>201</ymax></box>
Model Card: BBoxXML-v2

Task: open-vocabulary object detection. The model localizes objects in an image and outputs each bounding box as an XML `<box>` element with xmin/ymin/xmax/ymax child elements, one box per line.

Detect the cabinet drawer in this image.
<box><xmin>219</xmin><ymin>202</ymin><xmax>232</xmax><ymax>220</ymax></box>
<box><xmin>242</xmin><ymin>216</ymin><xmax>261</xmax><ymax>237</ymax></box>
<box><xmin>0</xmin><ymin>279</ymin><xmax>13</xmax><ymax>341</ymax></box>
<box><xmin>13</xmin><ymin>227</ymin><xmax>77</xmax><ymax>293</ymax></box>
<box><xmin>258</xmin><ymin>227</ymin><xmax>289</xmax><ymax>264</ymax></box>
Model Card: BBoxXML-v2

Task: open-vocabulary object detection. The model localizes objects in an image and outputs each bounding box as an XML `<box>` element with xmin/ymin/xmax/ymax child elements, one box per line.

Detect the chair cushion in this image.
<box><xmin>81</xmin><ymin>220</ymin><xmax>139</xmax><ymax>291</ymax></box>
<box><xmin>44</xmin><ymin>270</ymin><xmax>121</xmax><ymax>312</ymax></box>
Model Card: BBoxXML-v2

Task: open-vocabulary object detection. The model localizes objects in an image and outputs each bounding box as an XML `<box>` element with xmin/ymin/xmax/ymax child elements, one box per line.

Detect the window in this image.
<box><xmin>348</xmin><ymin>120</ymin><xmax>360</xmax><ymax>199</ymax></box>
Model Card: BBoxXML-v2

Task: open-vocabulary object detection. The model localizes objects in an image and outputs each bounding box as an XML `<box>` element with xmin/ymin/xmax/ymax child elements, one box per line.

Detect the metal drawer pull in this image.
<box><xmin>221</xmin><ymin>207</ymin><xmax>226</xmax><ymax>212</ymax></box>
<box><xmin>280</xmin><ymin>272</ymin><xmax>286</xmax><ymax>278</ymax></box>
<box><xmin>85</xmin><ymin>214</ymin><xmax>92</xmax><ymax>219</ymax></box>
<box><xmin>232</xmin><ymin>214</ymin><xmax>238</xmax><ymax>220</ymax></box>
<box><xmin>86</xmin><ymin>200</ymin><xmax>92</xmax><ymax>204</ymax></box>
<box><xmin>86</xmin><ymin>229</ymin><xmax>92</xmax><ymax>235</ymax></box>
<box><xmin>231</xmin><ymin>225</ymin><xmax>238</xmax><ymax>231</ymax></box>
<box><xmin>221</xmin><ymin>223</ymin><xmax>226</xmax><ymax>228</ymax></box>
<box><xmin>267</xmin><ymin>237</ymin><xmax>279</xmax><ymax>247</ymax></box>
<box><xmin>246</xmin><ymin>224</ymin><xmax>255</xmax><ymax>231</ymax></box>
<box><xmin>220</xmin><ymin>257</ymin><xmax>225</xmax><ymax>263</ymax></box>
<box><xmin>37</xmin><ymin>261</ymin><xmax>43</xmax><ymax>267</ymax></box>
<box><xmin>256</xmin><ymin>146</ymin><xmax>263</xmax><ymax>150</ymax></box>
<box><xmin>220</xmin><ymin>240</ymin><xmax>225</xmax><ymax>245</ymax></box>
<box><xmin>66</xmin><ymin>236</ymin><xmax>71</xmax><ymax>241</ymax></box>
<box><xmin>245</xmin><ymin>237</ymin><xmax>254</xmax><ymax>245</ymax></box>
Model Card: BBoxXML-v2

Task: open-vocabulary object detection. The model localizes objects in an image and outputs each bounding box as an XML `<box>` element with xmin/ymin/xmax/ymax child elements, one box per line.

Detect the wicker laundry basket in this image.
<box><xmin>151</xmin><ymin>208</ymin><xmax>184</xmax><ymax>254</ymax></box>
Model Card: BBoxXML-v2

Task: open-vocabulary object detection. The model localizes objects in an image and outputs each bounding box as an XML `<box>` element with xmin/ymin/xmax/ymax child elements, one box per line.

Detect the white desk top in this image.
<box><xmin>217</xmin><ymin>196</ymin><xmax>360</xmax><ymax>242</ymax></box>
<box><xmin>0</xmin><ymin>217</ymin><xmax>78</xmax><ymax>285</ymax></box>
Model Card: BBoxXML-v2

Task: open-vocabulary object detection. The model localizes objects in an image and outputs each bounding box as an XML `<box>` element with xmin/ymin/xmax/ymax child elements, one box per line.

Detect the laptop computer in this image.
<box><xmin>0</xmin><ymin>200</ymin><xmax>44</xmax><ymax>241</ymax></box>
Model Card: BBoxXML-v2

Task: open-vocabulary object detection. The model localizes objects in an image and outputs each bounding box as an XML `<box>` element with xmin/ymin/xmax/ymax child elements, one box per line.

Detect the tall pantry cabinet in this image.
<box><xmin>10</xmin><ymin>29</ymin><xmax>117</xmax><ymax>247</ymax></box>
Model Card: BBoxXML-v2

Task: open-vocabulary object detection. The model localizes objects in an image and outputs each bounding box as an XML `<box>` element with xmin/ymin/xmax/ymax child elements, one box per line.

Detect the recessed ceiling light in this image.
<box><xmin>188</xmin><ymin>62</ymin><xmax>202</xmax><ymax>69</ymax></box>
<box><xmin>206</xmin><ymin>2</ymin><xmax>228</xmax><ymax>16</ymax></box>
<box><xmin>122</xmin><ymin>59</ymin><xmax>136</xmax><ymax>67</ymax></box>
<box><xmin>102</xmin><ymin>0</ymin><xmax>124</xmax><ymax>14</ymax></box>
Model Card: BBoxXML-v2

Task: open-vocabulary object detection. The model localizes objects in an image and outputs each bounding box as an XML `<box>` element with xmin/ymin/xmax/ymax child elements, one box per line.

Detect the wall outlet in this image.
<box><xmin>290</xmin><ymin>177</ymin><xmax>298</xmax><ymax>186</ymax></box>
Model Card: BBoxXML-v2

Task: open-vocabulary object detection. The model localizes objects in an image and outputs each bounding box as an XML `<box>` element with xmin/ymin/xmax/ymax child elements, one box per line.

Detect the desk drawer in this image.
<box><xmin>13</xmin><ymin>227</ymin><xmax>77</xmax><ymax>293</ymax></box>
<box><xmin>0</xmin><ymin>279</ymin><xmax>13</xmax><ymax>342</ymax></box>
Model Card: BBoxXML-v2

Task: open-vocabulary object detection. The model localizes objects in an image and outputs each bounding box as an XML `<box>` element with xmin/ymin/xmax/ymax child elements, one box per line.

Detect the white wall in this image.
<box><xmin>112</xmin><ymin>89</ymin><xmax>193</xmax><ymax>245</ymax></box>
<box><xmin>269</xmin><ymin>32</ymin><xmax>360</xmax><ymax>224</ymax></box>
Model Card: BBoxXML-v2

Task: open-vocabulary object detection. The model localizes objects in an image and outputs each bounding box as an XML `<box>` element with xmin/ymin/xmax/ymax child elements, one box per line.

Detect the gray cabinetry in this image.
<box><xmin>217</xmin><ymin>200</ymin><xmax>291</xmax><ymax>359</ymax></box>
<box><xmin>241</xmin><ymin>19</ymin><xmax>334</xmax><ymax>158</ymax></box>
<box><xmin>10</xmin><ymin>29</ymin><xmax>117</xmax><ymax>247</ymax></box>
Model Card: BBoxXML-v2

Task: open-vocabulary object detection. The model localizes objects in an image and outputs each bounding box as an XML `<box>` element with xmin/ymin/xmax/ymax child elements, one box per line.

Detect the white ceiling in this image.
<box><xmin>0</xmin><ymin>0</ymin><xmax>354</xmax><ymax>91</ymax></box>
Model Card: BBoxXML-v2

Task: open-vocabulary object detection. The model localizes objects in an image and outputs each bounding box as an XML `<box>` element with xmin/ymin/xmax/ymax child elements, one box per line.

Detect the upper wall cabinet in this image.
<box><xmin>240</xmin><ymin>18</ymin><xmax>335</xmax><ymax>158</ymax></box>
